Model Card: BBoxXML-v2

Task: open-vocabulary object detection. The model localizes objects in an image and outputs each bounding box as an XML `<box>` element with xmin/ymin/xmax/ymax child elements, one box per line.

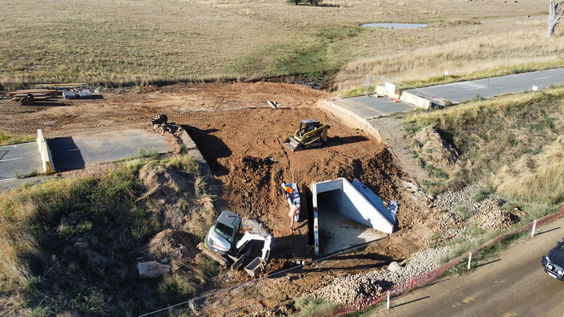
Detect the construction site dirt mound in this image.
<box><xmin>145</xmin><ymin>229</ymin><xmax>200</xmax><ymax>265</ymax></box>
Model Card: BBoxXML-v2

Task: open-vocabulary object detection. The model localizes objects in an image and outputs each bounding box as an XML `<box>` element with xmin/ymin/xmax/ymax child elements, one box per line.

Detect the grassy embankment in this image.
<box><xmin>0</xmin><ymin>155</ymin><xmax>217</xmax><ymax>316</ymax></box>
<box><xmin>403</xmin><ymin>87</ymin><xmax>564</xmax><ymax>269</ymax></box>
<box><xmin>404</xmin><ymin>88</ymin><xmax>564</xmax><ymax>205</ymax></box>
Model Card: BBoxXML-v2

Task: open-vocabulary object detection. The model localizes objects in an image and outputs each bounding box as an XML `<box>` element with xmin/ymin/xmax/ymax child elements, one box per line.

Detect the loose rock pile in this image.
<box><xmin>434</xmin><ymin>185</ymin><xmax>492</xmax><ymax>213</ymax></box>
<box><xmin>471</xmin><ymin>197</ymin><xmax>517</xmax><ymax>230</ymax></box>
<box><xmin>434</xmin><ymin>185</ymin><xmax>518</xmax><ymax>231</ymax></box>
<box><xmin>309</xmin><ymin>246</ymin><xmax>452</xmax><ymax>305</ymax></box>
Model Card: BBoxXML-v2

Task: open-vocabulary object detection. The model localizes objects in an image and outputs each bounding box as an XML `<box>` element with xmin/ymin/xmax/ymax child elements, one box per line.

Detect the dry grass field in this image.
<box><xmin>1</xmin><ymin>0</ymin><xmax>561</xmax><ymax>90</ymax></box>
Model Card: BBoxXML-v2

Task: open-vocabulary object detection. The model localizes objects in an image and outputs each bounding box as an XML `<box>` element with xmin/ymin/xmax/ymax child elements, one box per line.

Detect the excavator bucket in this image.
<box><xmin>284</xmin><ymin>136</ymin><xmax>303</xmax><ymax>152</ymax></box>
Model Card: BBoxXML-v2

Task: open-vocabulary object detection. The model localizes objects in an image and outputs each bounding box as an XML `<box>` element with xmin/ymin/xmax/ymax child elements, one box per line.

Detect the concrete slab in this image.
<box><xmin>317</xmin><ymin>192</ymin><xmax>387</xmax><ymax>255</ymax></box>
<box><xmin>332</xmin><ymin>96</ymin><xmax>415</xmax><ymax>119</ymax></box>
<box><xmin>0</xmin><ymin>143</ymin><xmax>43</xmax><ymax>180</ymax></box>
<box><xmin>49</xmin><ymin>129</ymin><xmax>170</xmax><ymax>171</ymax></box>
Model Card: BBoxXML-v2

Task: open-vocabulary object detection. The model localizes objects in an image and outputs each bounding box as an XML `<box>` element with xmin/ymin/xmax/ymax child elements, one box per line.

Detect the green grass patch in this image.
<box><xmin>137</xmin><ymin>148</ymin><xmax>159</xmax><ymax>160</ymax></box>
<box><xmin>447</xmin><ymin>231</ymin><xmax>528</xmax><ymax>276</ymax></box>
<box><xmin>0</xmin><ymin>132</ymin><xmax>35</xmax><ymax>146</ymax></box>
<box><xmin>454</xmin><ymin>206</ymin><xmax>472</xmax><ymax>220</ymax></box>
<box><xmin>293</xmin><ymin>297</ymin><xmax>336</xmax><ymax>316</ymax></box>
<box><xmin>425</xmin><ymin>164</ymin><xmax>449</xmax><ymax>179</ymax></box>
<box><xmin>473</xmin><ymin>188</ymin><xmax>489</xmax><ymax>203</ymax></box>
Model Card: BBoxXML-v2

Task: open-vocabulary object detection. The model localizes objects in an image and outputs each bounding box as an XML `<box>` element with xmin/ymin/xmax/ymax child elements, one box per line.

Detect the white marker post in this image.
<box><xmin>468</xmin><ymin>252</ymin><xmax>472</xmax><ymax>270</ymax></box>
<box><xmin>387</xmin><ymin>290</ymin><xmax>390</xmax><ymax>310</ymax></box>
<box><xmin>532</xmin><ymin>219</ymin><xmax>537</xmax><ymax>237</ymax></box>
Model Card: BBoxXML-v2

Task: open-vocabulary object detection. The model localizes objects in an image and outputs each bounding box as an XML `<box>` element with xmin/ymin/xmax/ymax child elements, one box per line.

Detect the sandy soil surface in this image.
<box><xmin>0</xmin><ymin>82</ymin><xmax>443</xmax><ymax>315</ymax></box>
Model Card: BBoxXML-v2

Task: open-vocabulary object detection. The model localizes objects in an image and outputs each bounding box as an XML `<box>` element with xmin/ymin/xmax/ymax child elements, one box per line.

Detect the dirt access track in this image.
<box><xmin>0</xmin><ymin>82</ymin><xmax>443</xmax><ymax>315</ymax></box>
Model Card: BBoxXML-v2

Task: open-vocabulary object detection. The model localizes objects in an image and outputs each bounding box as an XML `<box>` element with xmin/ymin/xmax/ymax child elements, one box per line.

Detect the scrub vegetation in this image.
<box><xmin>0</xmin><ymin>155</ymin><xmax>217</xmax><ymax>316</ymax></box>
<box><xmin>0</xmin><ymin>132</ymin><xmax>35</xmax><ymax>146</ymax></box>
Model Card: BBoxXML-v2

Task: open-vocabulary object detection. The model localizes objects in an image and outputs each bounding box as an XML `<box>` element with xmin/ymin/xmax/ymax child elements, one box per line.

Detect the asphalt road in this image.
<box><xmin>371</xmin><ymin>217</ymin><xmax>564</xmax><ymax>317</ymax></box>
<box><xmin>407</xmin><ymin>68</ymin><xmax>564</xmax><ymax>103</ymax></box>
<box><xmin>0</xmin><ymin>142</ymin><xmax>43</xmax><ymax>180</ymax></box>
<box><xmin>336</xmin><ymin>68</ymin><xmax>564</xmax><ymax>118</ymax></box>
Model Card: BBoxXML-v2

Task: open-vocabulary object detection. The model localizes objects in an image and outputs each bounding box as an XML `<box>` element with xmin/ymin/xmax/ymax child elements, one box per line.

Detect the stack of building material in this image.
<box><xmin>8</xmin><ymin>89</ymin><xmax>61</xmax><ymax>96</ymax></box>
<box><xmin>9</xmin><ymin>89</ymin><xmax>62</xmax><ymax>105</ymax></box>
<box><xmin>63</xmin><ymin>90</ymin><xmax>94</xmax><ymax>99</ymax></box>
<box><xmin>9</xmin><ymin>89</ymin><xmax>61</xmax><ymax>101</ymax></box>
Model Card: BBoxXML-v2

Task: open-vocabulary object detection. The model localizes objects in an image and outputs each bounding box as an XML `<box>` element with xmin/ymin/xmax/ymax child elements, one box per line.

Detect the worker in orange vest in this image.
<box><xmin>282</xmin><ymin>182</ymin><xmax>294</xmax><ymax>205</ymax></box>
<box><xmin>289</xmin><ymin>201</ymin><xmax>300</xmax><ymax>231</ymax></box>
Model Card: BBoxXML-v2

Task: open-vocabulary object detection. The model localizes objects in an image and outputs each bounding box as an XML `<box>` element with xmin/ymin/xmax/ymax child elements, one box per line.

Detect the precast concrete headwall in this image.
<box><xmin>312</xmin><ymin>178</ymin><xmax>394</xmax><ymax>255</ymax></box>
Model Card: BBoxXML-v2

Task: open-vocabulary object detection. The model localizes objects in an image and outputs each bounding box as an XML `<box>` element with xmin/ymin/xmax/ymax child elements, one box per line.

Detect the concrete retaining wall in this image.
<box><xmin>317</xmin><ymin>100</ymin><xmax>382</xmax><ymax>143</ymax></box>
<box><xmin>37</xmin><ymin>129</ymin><xmax>55</xmax><ymax>174</ymax></box>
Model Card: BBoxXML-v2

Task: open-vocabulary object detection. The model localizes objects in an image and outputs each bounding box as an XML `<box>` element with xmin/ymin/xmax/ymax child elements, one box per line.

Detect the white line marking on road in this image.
<box><xmin>466</xmin><ymin>87</ymin><xmax>484</xmax><ymax>91</ymax></box>
<box><xmin>0</xmin><ymin>178</ymin><xmax>16</xmax><ymax>182</ymax></box>
<box><xmin>0</xmin><ymin>157</ymin><xmax>23</xmax><ymax>162</ymax></box>
<box><xmin>534</xmin><ymin>76</ymin><xmax>551</xmax><ymax>80</ymax></box>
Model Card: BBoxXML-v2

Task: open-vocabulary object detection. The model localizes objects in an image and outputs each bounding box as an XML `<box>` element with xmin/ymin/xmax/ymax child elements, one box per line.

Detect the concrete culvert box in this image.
<box><xmin>312</xmin><ymin>178</ymin><xmax>397</xmax><ymax>255</ymax></box>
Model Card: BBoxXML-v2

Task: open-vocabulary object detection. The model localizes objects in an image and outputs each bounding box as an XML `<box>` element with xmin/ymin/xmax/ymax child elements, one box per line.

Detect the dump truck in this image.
<box><xmin>284</xmin><ymin>119</ymin><xmax>330</xmax><ymax>152</ymax></box>
<box><xmin>202</xmin><ymin>211</ymin><xmax>273</xmax><ymax>276</ymax></box>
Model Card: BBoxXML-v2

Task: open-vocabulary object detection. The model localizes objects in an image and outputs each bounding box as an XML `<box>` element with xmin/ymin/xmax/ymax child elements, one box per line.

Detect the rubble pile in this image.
<box><xmin>431</xmin><ymin>211</ymin><xmax>465</xmax><ymax>244</ymax></box>
<box><xmin>309</xmin><ymin>246</ymin><xmax>452</xmax><ymax>305</ymax></box>
<box><xmin>434</xmin><ymin>185</ymin><xmax>492</xmax><ymax>213</ymax></box>
<box><xmin>471</xmin><ymin>197</ymin><xmax>517</xmax><ymax>230</ymax></box>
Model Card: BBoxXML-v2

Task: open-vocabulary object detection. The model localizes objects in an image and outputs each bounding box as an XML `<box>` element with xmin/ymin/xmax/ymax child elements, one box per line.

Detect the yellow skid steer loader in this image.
<box><xmin>284</xmin><ymin>119</ymin><xmax>330</xmax><ymax>152</ymax></box>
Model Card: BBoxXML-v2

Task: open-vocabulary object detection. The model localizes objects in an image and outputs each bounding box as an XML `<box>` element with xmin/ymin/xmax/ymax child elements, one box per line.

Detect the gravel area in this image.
<box><xmin>309</xmin><ymin>246</ymin><xmax>453</xmax><ymax>305</ymax></box>
<box><xmin>434</xmin><ymin>184</ymin><xmax>499</xmax><ymax>214</ymax></box>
